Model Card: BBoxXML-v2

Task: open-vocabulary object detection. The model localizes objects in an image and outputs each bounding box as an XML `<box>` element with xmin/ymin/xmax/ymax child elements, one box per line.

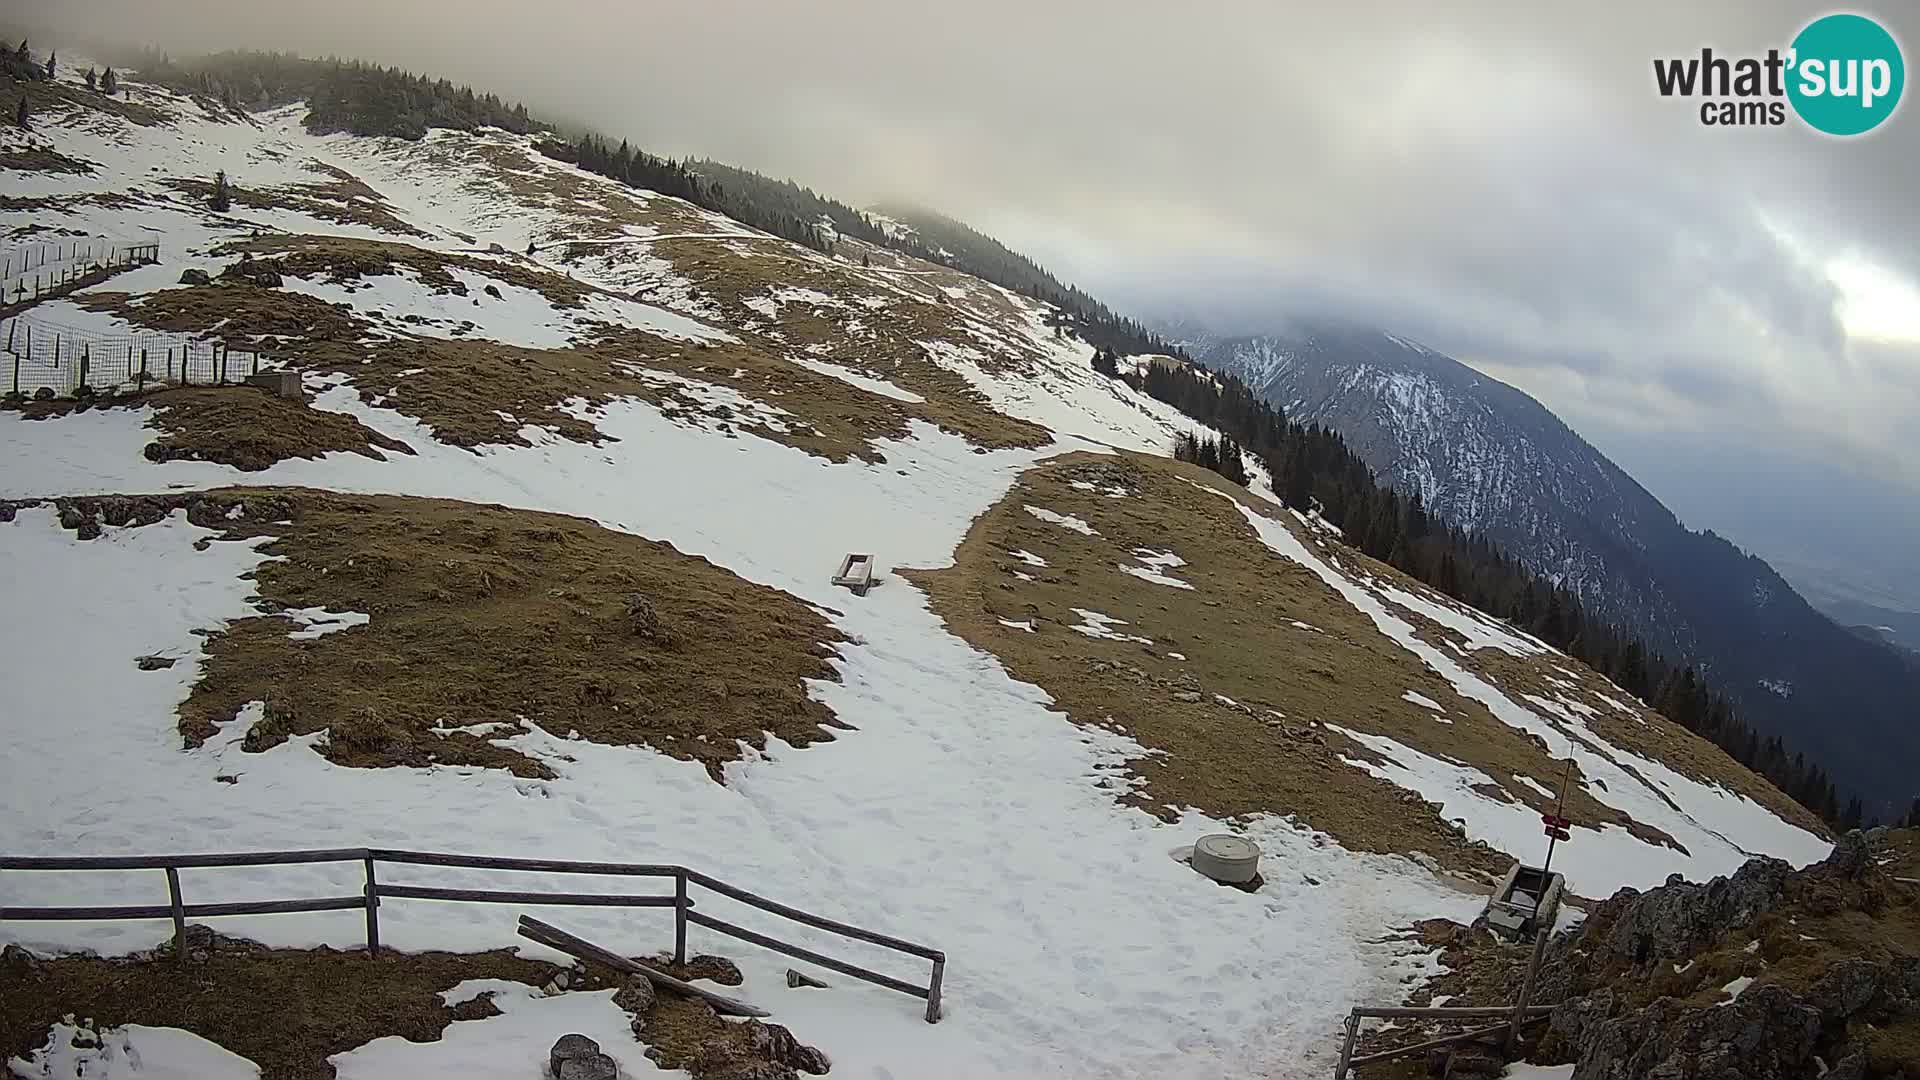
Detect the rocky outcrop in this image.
<box><xmin>1543</xmin><ymin>832</ymin><xmax>1917</xmax><ymax>1079</ymax></box>
<box><xmin>1596</xmin><ymin>857</ymin><xmax>1793</xmax><ymax>967</ymax></box>
<box><xmin>2</xmin><ymin>492</ymin><xmax>301</xmax><ymax>541</ymax></box>
<box><xmin>1553</xmin><ymin>983</ymin><xmax>1820</xmax><ymax>1079</ymax></box>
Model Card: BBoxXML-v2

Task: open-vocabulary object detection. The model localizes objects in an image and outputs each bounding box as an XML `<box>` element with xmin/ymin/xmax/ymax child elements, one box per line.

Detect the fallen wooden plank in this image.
<box><xmin>1346</xmin><ymin>1013</ymin><xmax>1550</xmax><ymax>1069</ymax></box>
<box><xmin>516</xmin><ymin>915</ymin><xmax>770</xmax><ymax>1018</ymax></box>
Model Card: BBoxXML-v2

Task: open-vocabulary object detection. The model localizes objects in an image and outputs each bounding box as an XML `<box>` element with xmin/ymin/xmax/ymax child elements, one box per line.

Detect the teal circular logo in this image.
<box><xmin>1788</xmin><ymin>13</ymin><xmax>1905</xmax><ymax>135</ymax></box>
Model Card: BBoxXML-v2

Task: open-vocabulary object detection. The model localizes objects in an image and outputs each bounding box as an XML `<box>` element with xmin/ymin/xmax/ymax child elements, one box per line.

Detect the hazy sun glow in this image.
<box><xmin>1826</xmin><ymin>257</ymin><xmax>1920</xmax><ymax>344</ymax></box>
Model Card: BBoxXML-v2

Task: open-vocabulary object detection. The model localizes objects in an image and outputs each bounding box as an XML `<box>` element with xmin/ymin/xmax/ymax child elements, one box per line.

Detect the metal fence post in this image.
<box><xmin>363</xmin><ymin>854</ymin><xmax>381</xmax><ymax>955</ymax></box>
<box><xmin>165</xmin><ymin>866</ymin><xmax>187</xmax><ymax>963</ymax></box>
<box><xmin>674</xmin><ymin>871</ymin><xmax>688</xmax><ymax>966</ymax></box>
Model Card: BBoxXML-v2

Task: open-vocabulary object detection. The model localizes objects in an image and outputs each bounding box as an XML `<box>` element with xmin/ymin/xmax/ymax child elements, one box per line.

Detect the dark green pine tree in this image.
<box><xmin>101</xmin><ymin>66</ymin><xmax>118</xmax><ymax>95</ymax></box>
<box><xmin>210</xmin><ymin>169</ymin><xmax>232</xmax><ymax>212</ymax></box>
<box><xmin>44</xmin><ymin>50</ymin><xmax>54</xmax><ymax>79</ymax></box>
<box><xmin>85</xmin><ymin>67</ymin><xmax>97</xmax><ymax>91</ymax></box>
<box><xmin>13</xmin><ymin>95</ymin><xmax>27</xmax><ymax>130</ymax></box>
<box><xmin>1905</xmin><ymin>797</ymin><xmax>1920</xmax><ymax>828</ymax></box>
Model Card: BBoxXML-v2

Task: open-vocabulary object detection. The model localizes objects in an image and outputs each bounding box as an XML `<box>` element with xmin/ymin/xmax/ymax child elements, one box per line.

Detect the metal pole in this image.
<box><xmin>165</xmin><ymin>866</ymin><xmax>187</xmax><ymax>963</ymax></box>
<box><xmin>1534</xmin><ymin>759</ymin><xmax>1573</xmax><ymax>926</ymax></box>
<box><xmin>363</xmin><ymin>854</ymin><xmax>380</xmax><ymax>955</ymax></box>
<box><xmin>674</xmin><ymin>871</ymin><xmax>688</xmax><ymax>966</ymax></box>
<box><xmin>1334</xmin><ymin>1010</ymin><xmax>1360</xmax><ymax>1079</ymax></box>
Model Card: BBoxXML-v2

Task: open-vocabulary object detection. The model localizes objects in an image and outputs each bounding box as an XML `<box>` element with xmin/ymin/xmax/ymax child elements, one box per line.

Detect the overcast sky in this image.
<box><xmin>17</xmin><ymin>0</ymin><xmax>1920</xmax><ymax>604</ymax></box>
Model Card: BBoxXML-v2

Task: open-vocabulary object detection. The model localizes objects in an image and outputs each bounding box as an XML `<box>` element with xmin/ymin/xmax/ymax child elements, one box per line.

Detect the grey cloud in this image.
<box><xmin>10</xmin><ymin>0</ymin><xmax>1918</xmax><ymax>515</ymax></box>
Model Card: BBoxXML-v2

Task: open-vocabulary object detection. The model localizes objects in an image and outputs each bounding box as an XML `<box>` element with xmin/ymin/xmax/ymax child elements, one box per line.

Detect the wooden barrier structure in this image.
<box><xmin>0</xmin><ymin>846</ymin><xmax>946</xmax><ymax>1023</ymax></box>
<box><xmin>1333</xmin><ymin>929</ymin><xmax>1555</xmax><ymax>1078</ymax></box>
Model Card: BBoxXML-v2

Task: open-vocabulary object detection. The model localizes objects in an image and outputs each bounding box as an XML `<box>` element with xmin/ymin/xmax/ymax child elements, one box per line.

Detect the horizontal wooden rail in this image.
<box><xmin>1</xmin><ymin>895</ymin><xmax>367</xmax><ymax>921</ymax></box>
<box><xmin>687</xmin><ymin>909</ymin><xmax>927</xmax><ymax>998</ymax></box>
<box><xmin>371</xmin><ymin>849</ymin><xmax>682</xmax><ymax>877</ymax></box>
<box><xmin>374</xmin><ymin>884</ymin><xmax>680</xmax><ymax>908</ymax></box>
<box><xmin>0</xmin><ymin>848</ymin><xmax>368</xmax><ymax>871</ymax></box>
<box><xmin>684</xmin><ymin>868</ymin><xmax>945</xmax><ymax>962</ymax></box>
<box><xmin>1</xmin><ymin>847</ymin><xmax>946</xmax><ymax>1022</ymax></box>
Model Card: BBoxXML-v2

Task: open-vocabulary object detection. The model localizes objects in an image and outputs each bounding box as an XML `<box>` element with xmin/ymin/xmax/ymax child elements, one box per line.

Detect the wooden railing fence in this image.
<box><xmin>1</xmin><ymin>847</ymin><xmax>945</xmax><ymax>1022</ymax></box>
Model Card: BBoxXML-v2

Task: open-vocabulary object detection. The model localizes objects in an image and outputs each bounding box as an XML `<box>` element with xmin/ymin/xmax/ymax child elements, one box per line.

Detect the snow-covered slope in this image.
<box><xmin>1189</xmin><ymin>323</ymin><xmax>1920</xmax><ymax>815</ymax></box>
<box><xmin>0</xmin><ymin>63</ymin><xmax>1834</xmax><ymax>1080</ymax></box>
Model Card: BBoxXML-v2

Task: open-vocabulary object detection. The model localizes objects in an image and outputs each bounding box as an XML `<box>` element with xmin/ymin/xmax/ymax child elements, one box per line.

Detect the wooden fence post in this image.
<box><xmin>1334</xmin><ymin>1010</ymin><xmax>1361</xmax><ymax>1079</ymax></box>
<box><xmin>1506</xmin><ymin>929</ymin><xmax>1550</xmax><ymax>1054</ymax></box>
<box><xmin>925</xmin><ymin>956</ymin><xmax>945</xmax><ymax>1024</ymax></box>
<box><xmin>165</xmin><ymin>866</ymin><xmax>187</xmax><ymax>963</ymax></box>
<box><xmin>363</xmin><ymin>854</ymin><xmax>381</xmax><ymax>955</ymax></box>
<box><xmin>166</xmin><ymin>347</ymin><xmax>174</xmax><ymax>383</ymax></box>
<box><xmin>79</xmin><ymin>345</ymin><xmax>89</xmax><ymax>391</ymax></box>
<box><xmin>137</xmin><ymin>348</ymin><xmax>148</xmax><ymax>391</ymax></box>
<box><xmin>674</xmin><ymin>871</ymin><xmax>688</xmax><ymax>966</ymax></box>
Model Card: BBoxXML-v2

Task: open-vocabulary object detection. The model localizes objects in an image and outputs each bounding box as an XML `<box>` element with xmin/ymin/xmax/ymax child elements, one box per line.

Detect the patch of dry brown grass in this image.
<box><xmin>1</xmin><ymin>930</ymin><xmax>811</xmax><ymax>1080</ymax></box>
<box><xmin>87</xmin><ymin>488</ymin><xmax>851</xmax><ymax>781</ymax></box>
<box><xmin>162</xmin><ymin>176</ymin><xmax>431</xmax><ymax>239</ymax></box>
<box><xmin>24</xmin><ymin>79</ymin><xmax>169</xmax><ymax>128</ymax></box>
<box><xmin>71</xmin><ymin>235</ymin><xmax>1045</xmax><ymax>461</ymax></box>
<box><xmin>0</xmin><ymin>932</ymin><xmax>558</xmax><ymax>1080</ymax></box>
<box><xmin>0</xmin><ymin>146</ymin><xmax>97</xmax><ymax>174</ymax></box>
<box><xmin>906</xmin><ymin>451</ymin><xmax>1576</xmax><ymax>877</ymax></box>
<box><xmin>908</xmin><ymin>452</ymin><xmax>1806</xmax><ymax>883</ymax></box>
<box><xmin>140</xmin><ymin>386</ymin><xmax>416</xmax><ymax>470</ymax></box>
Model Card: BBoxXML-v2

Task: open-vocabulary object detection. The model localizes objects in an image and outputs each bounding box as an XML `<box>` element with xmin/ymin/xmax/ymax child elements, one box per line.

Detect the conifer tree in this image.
<box><xmin>210</xmin><ymin>169</ymin><xmax>232</xmax><ymax>213</ymax></box>
<box><xmin>101</xmin><ymin>66</ymin><xmax>118</xmax><ymax>95</ymax></box>
<box><xmin>44</xmin><ymin>50</ymin><xmax>54</xmax><ymax>79</ymax></box>
<box><xmin>85</xmin><ymin>67</ymin><xmax>97</xmax><ymax>91</ymax></box>
<box><xmin>13</xmin><ymin>96</ymin><xmax>27</xmax><ymax>130</ymax></box>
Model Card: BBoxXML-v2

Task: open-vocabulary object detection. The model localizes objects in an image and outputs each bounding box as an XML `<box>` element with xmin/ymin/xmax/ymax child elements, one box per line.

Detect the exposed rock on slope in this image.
<box><xmin>1544</xmin><ymin>831</ymin><xmax>1920</xmax><ymax>1078</ymax></box>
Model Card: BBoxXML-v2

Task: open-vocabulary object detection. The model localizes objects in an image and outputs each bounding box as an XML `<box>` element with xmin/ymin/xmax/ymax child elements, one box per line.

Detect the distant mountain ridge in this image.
<box><xmin>1182</xmin><ymin>321</ymin><xmax>1920</xmax><ymax>813</ymax></box>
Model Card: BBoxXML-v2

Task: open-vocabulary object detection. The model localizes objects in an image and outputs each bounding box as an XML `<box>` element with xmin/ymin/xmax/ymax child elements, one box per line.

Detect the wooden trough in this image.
<box><xmin>1483</xmin><ymin>862</ymin><xmax>1564</xmax><ymax>940</ymax></box>
<box><xmin>832</xmin><ymin>553</ymin><xmax>877</xmax><ymax>596</ymax></box>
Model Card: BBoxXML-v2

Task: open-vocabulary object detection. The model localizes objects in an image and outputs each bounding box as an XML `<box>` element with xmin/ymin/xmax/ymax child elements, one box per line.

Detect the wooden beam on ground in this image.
<box><xmin>516</xmin><ymin>915</ymin><xmax>770</xmax><ymax>1018</ymax></box>
<box><xmin>1345</xmin><ymin>1014</ymin><xmax>1550</xmax><ymax>1069</ymax></box>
